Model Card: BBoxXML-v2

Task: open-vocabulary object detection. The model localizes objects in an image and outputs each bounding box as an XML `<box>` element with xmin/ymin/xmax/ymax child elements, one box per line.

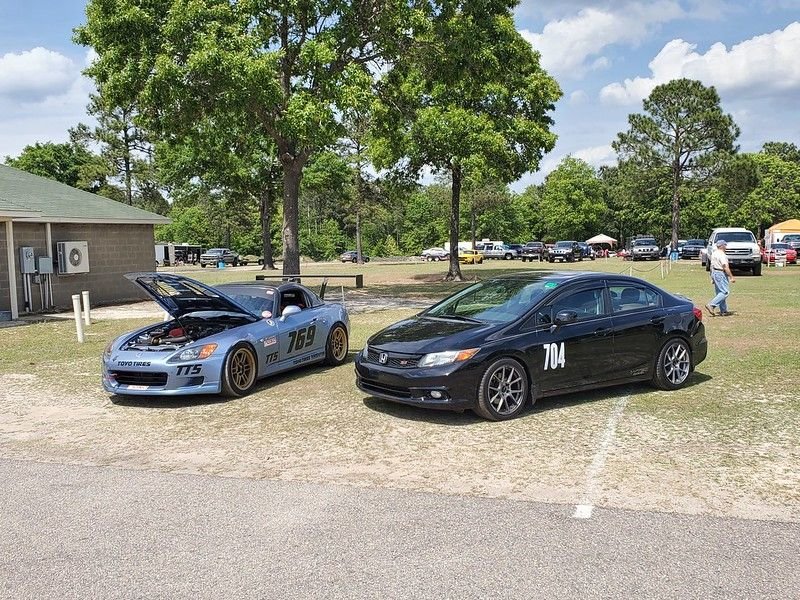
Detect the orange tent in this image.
<box><xmin>767</xmin><ymin>219</ymin><xmax>800</xmax><ymax>233</ymax></box>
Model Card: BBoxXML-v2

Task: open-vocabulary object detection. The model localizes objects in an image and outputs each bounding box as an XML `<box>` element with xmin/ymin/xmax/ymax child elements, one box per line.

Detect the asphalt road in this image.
<box><xmin>1</xmin><ymin>459</ymin><xmax>797</xmax><ymax>599</ymax></box>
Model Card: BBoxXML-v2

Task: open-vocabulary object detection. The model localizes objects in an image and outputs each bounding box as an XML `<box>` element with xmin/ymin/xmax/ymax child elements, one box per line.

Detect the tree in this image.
<box><xmin>538</xmin><ymin>157</ymin><xmax>607</xmax><ymax>242</ymax></box>
<box><xmin>734</xmin><ymin>153</ymin><xmax>800</xmax><ymax>234</ymax></box>
<box><xmin>76</xmin><ymin>0</ymin><xmax>417</xmax><ymax>276</ymax></box>
<box><xmin>613</xmin><ymin>78</ymin><xmax>739</xmax><ymax>249</ymax></box>
<box><xmin>373</xmin><ymin>1</ymin><xmax>560</xmax><ymax>280</ymax></box>
<box><xmin>762</xmin><ymin>141</ymin><xmax>800</xmax><ymax>165</ymax></box>
<box><xmin>4</xmin><ymin>138</ymin><xmax>108</xmax><ymax>192</ymax></box>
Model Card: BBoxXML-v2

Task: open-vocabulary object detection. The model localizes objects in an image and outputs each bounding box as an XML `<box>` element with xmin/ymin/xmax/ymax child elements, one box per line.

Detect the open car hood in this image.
<box><xmin>125</xmin><ymin>272</ymin><xmax>257</xmax><ymax>319</ymax></box>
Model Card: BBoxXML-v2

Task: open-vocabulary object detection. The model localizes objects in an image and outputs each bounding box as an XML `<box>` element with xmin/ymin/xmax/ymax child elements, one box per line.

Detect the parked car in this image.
<box><xmin>630</xmin><ymin>237</ymin><xmax>660</xmax><ymax>261</ymax></box>
<box><xmin>761</xmin><ymin>243</ymin><xmax>797</xmax><ymax>264</ymax></box>
<box><xmin>547</xmin><ymin>241</ymin><xmax>581</xmax><ymax>263</ymax></box>
<box><xmin>781</xmin><ymin>233</ymin><xmax>800</xmax><ymax>253</ymax></box>
<box><xmin>480</xmin><ymin>243</ymin><xmax>518</xmax><ymax>260</ymax></box>
<box><xmin>507</xmin><ymin>243</ymin><xmax>524</xmax><ymax>254</ymax></box>
<box><xmin>520</xmin><ymin>241</ymin><xmax>545</xmax><ymax>262</ymax></box>
<box><xmin>421</xmin><ymin>247</ymin><xmax>449</xmax><ymax>261</ymax></box>
<box><xmin>355</xmin><ymin>271</ymin><xmax>707</xmax><ymax>421</ymax></box>
<box><xmin>199</xmin><ymin>248</ymin><xmax>240</xmax><ymax>267</ymax></box>
<box><xmin>102</xmin><ymin>274</ymin><xmax>350</xmax><ymax>397</ymax></box>
<box><xmin>680</xmin><ymin>239</ymin><xmax>706</xmax><ymax>259</ymax></box>
<box><xmin>577</xmin><ymin>242</ymin><xmax>596</xmax><ymax>261</ymax></box>
<box><xmin>459</xmin><ymin>249</ymin><xmax>484</xmax><ymax>264</ymax></box>
<box><xmin>340</xmin><ymin>250</ymin><xmax>370</xmax><ymax>263</ymax></box>
<box><xmin>701</xmin><ymin>227</ymin><xmax>761</xmax><ymax>276</ymax></box>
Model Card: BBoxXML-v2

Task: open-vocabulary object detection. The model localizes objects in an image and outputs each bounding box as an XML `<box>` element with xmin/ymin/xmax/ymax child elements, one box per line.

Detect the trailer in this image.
<box><xmin>154</xmin><ymin>243</ymin><xmax>203</xmax><ymax>266</ymax></box>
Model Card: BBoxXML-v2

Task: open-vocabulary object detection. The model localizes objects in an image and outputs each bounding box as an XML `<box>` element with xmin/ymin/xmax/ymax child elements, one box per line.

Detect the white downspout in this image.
<box><xmin>5</xmin><ymin>220</ymin><xmax>18</xmax><ymax>319</ymax></box>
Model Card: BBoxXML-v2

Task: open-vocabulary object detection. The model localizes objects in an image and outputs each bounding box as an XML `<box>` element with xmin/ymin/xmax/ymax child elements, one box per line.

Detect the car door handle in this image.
<box><xmin>593</xmin><ymin>327</ymin><xmax>611</xmax><ymax>336</ymax></box>
<box><xmin>650</xmin><ymin>316</ymin><xmax>665</xmax><ymax>325</ymax></box>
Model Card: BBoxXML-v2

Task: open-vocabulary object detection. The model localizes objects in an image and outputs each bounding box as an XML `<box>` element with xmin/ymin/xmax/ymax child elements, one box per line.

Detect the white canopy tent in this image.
<box><xmin>585</xmin><ymin>234</ymin><xmax>617</xmax><ymax>246</ymax></box>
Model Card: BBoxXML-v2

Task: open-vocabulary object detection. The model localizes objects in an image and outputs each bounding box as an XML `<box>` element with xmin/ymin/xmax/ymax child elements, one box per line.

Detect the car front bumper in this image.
<box><xmin>354</xmin><ymin>354</ymin><xmax>480</xmax><ymax>411</ymax></box>
<box><xmin>101</xmin><ymin>354</ymin><xmax>223</xmax><ymax>396</ymax></box>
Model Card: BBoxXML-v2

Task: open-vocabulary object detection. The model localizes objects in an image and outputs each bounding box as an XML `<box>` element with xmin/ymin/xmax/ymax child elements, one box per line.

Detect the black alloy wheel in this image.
<box><xmin>475</xmin><ymin>358</ymin><xmax>530</xmax><ymax>421</ymax></box>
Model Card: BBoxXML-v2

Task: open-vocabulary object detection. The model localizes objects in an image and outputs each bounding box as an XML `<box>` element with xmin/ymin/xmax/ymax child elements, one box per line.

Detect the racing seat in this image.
<box><xmin>279</xmin><ymin>291</ymin><xmax>307</xmax><ymax>315</ymax></box>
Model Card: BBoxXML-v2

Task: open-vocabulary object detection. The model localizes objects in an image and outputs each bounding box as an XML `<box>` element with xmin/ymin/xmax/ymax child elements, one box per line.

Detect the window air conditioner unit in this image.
<box><xmin>57</xmin><ymin>241</ymin><xmax>90</xmax><ymax>274</ymax></box>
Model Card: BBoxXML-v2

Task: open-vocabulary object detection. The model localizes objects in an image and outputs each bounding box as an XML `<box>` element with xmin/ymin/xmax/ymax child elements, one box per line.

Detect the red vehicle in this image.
<box><xmin>761</xmin><ymin>243</ymin><xmax>797</xmax><ymax>264</ymax></box>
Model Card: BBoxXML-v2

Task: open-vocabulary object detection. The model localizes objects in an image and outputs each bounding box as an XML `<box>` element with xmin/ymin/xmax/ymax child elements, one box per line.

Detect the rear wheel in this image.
<box><xmin>652</xmin><ymin>338</ymin><xmax>691</xmax><ymax>391</ymax></box>
<box><xmin>324</xmin><ymin>324</ymin><xmax>349</xmax><ymax>366</ymax></box>
<box><xmin>221</xmin><ymin>343</ymin><xmax>258</xmax><ymax>397</ymax></box>
<box><xmin>474</xmin><ymin>358</ymin><xmax>530</xmax><ymax>421</ymax></box>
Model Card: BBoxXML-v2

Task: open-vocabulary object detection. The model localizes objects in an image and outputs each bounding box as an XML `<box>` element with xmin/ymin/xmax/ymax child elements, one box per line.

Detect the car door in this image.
<box><xmin>274</xmin><ymin>288</ymin><xmax>328</xmax><ymax>369</ymax></box>
<box><xmin>525</xmin><ymin>285</ymin><xmax>612</xmax><ymax>393</ymax></box>
<box><xmin>607</xmin><ymin>281</ymin><xmax>664</xmax><ymax>379</ymax></box>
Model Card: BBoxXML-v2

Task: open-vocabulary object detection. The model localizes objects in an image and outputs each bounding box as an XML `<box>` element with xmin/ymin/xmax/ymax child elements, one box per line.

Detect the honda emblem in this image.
<box><xmin>379</xmin><ymin>352</ymin><xmax>388</xmax><ymax>364</ymax></box>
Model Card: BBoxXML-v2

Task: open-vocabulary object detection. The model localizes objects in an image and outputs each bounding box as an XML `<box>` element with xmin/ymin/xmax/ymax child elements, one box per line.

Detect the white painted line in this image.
<box><xmin>572</xmin><ymin>394</ymin><xmax>629</xmax><ymax>519</ymax></box>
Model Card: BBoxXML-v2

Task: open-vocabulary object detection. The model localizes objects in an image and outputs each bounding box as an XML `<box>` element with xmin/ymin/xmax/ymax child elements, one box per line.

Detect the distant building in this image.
<box><xmin>0</xmin><ymin>164</ymin><xmax>170</xmax><ymax>320</ymax></box>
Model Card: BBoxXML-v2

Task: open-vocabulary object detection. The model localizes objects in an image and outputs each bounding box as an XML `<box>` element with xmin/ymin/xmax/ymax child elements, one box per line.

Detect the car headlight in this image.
<box><xmin>361</xmin><ymin>345</ymin><xmax>369</xmax><ymax>359</ymax></box>
<box><xmin>418</xmin><ymin>348</ymin><xmax>479</xmax><ymax>368</ymax></box>
<box><xmin>175</xmin><ymin>343</ymin><xmax>218</xmax><ymax>362</ymax></box>
<box><xmin>103</xmin><ymin>340</ymin><xmax>115</xmax><ymax>358</ymax></box>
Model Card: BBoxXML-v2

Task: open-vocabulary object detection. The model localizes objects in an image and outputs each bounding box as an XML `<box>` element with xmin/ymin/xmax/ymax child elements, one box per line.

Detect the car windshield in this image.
<box><xmin>687</xmin><ymin>239</ymin><xmax>705</xmax><ymax>245</ymax></box>
<box><xmin>771</xmin><ymin>243</ymin><xmax>789</xmax><ymax>250</ymax></box>
<box><xmin>633</xmin><ymin>239</ymin><xmax>656</xmax><ymax>246</ymax></box>
<box><xmin>717</xmin><ymin>232</ymin><xmax>756</xmax><ymax>243</ymax></box>
<box><xmin>424</xmin><ymin>278</ymin><xmax>552</xmax><ymax>324</ymax></box>
<box><xmin>782</xmin><ymin>234</ymin><xmax>800</xmax><ymax>241</ymax></box>
<box><xmin>555</xmin><ymin>241</ymin><xmax>574</xmax><ymax>248</ymax></box>
<box><xmin>207</xmin><ymin>249</ymin><xmax>224</xmax><ymax>254</ymax></box>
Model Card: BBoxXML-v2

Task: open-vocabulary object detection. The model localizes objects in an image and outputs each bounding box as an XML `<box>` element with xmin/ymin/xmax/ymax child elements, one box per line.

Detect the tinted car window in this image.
<box><xmin>550</xmin><ymin>288</ymin><xmax>605</xmax><ymax>321</ymax></box>
<box><xmin>609</xmin><ymin>285</ymin><xmax>662</xmax><ymax>313</ymax></box>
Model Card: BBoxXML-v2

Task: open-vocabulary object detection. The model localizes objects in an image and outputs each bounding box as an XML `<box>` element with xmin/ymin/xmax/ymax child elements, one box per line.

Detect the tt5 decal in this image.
<box><xmin>176</xmin><ymin>364</ymin><xmax>202</xmax><ymax>376</ymax></box>
<box><xmin>265</xmin><ymin>351</ymin><xmax>279</xmax><ymax>365</ymax></box>
<box><xmin>542</xmin><ymin>342</ymin><xmax>566</xmax><ymax>370</ymax></box>
<box><xmin>288</xmin><ymin>325</ymin><xmax>317</xmax><ymax>353</ymax></box>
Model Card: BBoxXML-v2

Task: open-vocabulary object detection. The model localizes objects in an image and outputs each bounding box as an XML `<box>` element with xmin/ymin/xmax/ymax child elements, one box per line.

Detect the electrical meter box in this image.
<box><xmin>19</xmin><ymin>247</ymin><xmax>36</xmax><ymax>273</ymax></box>
<box><xmin>38</xmin><ymin>256</ymin><xmax>54</xmax><ymax>275</ymax></box>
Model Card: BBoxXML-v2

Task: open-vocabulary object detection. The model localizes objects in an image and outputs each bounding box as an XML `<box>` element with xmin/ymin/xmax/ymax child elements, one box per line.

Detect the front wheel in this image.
<box><xmin>474</xmin><ymin>358</ymin><xmax>530</xmax><ymax>421</ymax></box>
<box><xmin>221</xmin><ymin>343</ymin><xmax>258</xmax><ymax>397</ymax></box>
<box><xmin>426</xmin><ymin>256</ymin><xmax>434</xmax><ymax>262</ymax></box>
<box><xmin>752</xmin><ymin>263</ymin><xmax>762</xmax><ymax>276</ymax></box>
<box><xmin>324</xmin><ymin>324</ymin><xmax>349</xmax><ymax>366</ymax></box>
<box><xmin>504</xmin><ymin>253</ymin><xmax>513</xmax><ymax>260</ymax></box>
<box><xmin>352</xmin><ymin>257</ymin><xmax>357</xmax><ymax>263</ymax></box>
<box><xmin>201</xmin><ymin>263</ymin><xmax>207</xmax><ymax>268</ymax></box>
<box><xmin>652</xmin><ymin>338</ymin><xmax>691</xmax><ymax>391</ymax></box>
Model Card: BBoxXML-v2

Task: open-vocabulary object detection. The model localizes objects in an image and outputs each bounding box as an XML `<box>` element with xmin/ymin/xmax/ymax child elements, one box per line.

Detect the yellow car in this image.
<box><xmin>459</xmin><ymin>250</ymin><xmax>484</xmax><ymax>264</ymax></box>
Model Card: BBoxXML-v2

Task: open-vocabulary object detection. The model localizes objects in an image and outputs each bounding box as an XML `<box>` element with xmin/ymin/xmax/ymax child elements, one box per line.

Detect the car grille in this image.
<box><xmin>110</xmin><ymin>371</ymin><xmax>168</xmax><ymax>387</ymax></box>
<box><xmin>726</xmin><ymin>248</ymin><xmax>751</xmax><ymax>257</ymax></box>
<box><xmin>359</xmin><ymin>378</ymin><xmax>412</xmax><ymax>399</ymax></box>
<box><xmin>366</xmin><ymin>348</ymin><xmax>422</xmax><ymax>368</ymax></box>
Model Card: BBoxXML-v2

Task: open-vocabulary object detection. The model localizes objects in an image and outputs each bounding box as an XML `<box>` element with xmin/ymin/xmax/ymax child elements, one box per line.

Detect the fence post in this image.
<box><xmin>81</xmin><ymin>290</ymin><xmax>91</xmax><ymax>326</ymax></box>
<box><xmin>72</xmin><ymin>294</ymin><xmax>84</xmax><ymax>343</ymax></box>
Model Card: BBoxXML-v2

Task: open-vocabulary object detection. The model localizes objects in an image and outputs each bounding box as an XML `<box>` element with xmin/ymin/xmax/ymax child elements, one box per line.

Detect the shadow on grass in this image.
<box><xmin>109</xmin><ymin>351</ymin><xmax>360</xmax><ymax>409</ymax></box>
<box><xmin>360</xmin><ymin>370</ymin><xmax>713</xmax><ymax>424</ymax></box>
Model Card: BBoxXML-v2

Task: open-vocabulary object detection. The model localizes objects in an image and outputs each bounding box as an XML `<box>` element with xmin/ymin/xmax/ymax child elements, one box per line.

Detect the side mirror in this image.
<box><xmin>280</xmin><ymin>305</ymin><xmax>302</xmax><ymax>321</ymax></box>
<box><xmin>554</xmin><ymin>310</ymin><xmax>578</xmax><ymax>325</ymax></box>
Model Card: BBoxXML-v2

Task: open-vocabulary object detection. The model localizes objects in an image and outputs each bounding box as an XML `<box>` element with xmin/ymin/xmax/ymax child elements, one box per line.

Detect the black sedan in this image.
<box><xmin>680</xmin><ymin>239</ymin><xmax>706</xmax><ymax>259</ymax></box>
<box><xmin>355</xmin><ymin>272</ymin><xmax>707</xmax><ymax>421</ymax></box>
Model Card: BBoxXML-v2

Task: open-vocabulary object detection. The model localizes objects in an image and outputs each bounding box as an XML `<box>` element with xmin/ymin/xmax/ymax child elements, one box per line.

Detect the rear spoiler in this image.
<box><xmin>319</xmin><ymin>277</ymin><xmax>328</xmax><ymax>300</ymax></box>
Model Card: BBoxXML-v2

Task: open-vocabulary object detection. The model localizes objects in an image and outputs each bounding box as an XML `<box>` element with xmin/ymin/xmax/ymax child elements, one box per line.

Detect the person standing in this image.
<box><xmin>706</xmin><ymin>239</ymin><xmax>735</xmax><ymax>316</ymax></box>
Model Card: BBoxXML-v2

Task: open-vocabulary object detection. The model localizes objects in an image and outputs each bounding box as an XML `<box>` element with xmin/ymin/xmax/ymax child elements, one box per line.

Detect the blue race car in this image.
<box><xmin>102</xmin><ymin>273</ymin><xmax>350</xmax><ymax>397</ymax></box>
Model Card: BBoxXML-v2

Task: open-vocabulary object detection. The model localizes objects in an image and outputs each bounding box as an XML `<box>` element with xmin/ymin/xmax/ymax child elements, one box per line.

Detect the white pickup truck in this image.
<box><xmin>479</xmin><ymin>243</ymin><xmax>518</xmax><ymax>260</ymax></box>
<box><xmin>701</xmin><ymin>227</ymin><xmax>762</xmax><ymax>276</ymax></box>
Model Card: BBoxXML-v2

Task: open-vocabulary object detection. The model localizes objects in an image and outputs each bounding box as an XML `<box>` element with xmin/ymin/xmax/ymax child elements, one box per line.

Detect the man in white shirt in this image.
<box><xmin>706</xmin><ymin>239</ymin><xmax>735</xmax><ymax>316</ymax></box>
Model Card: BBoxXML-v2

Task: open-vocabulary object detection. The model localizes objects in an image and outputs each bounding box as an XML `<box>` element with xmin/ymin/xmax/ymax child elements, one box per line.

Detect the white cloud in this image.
<box><xmin>573</xmin><ymin>145</ymin><xmax>617</xmax><ymax>168</ymax></box>
<box><xmin>569</xmin><ymin>90</ymin><xmax>587</xmax><ymax>104</ymax></box>
<box><xmin>0</xmin><ymin>47</ymin><xmax>77</xmax><ymax>102</ymax></box>
<box><xmin>520</xmin><ymin>1</ymin><xmax>685</xmax><ymax>77</ymax></box>
<box><xmin>600</xmin><ymin>22</ymin><xmax>800</xmax><ymax>104</ymax></box>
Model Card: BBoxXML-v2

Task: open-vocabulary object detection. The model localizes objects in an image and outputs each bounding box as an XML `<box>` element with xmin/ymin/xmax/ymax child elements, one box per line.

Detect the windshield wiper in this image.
<box><xmin>430</xmin><ymin>313</ymin><xmax>483</xmax><ymax>323</ymax></box>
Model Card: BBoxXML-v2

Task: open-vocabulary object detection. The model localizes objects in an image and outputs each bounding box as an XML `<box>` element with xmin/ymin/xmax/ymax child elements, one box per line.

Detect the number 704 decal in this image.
<box><xmin>543</xmin><ymin>342</ymin><xmax>566</xmax><ymax>370</ymax></box>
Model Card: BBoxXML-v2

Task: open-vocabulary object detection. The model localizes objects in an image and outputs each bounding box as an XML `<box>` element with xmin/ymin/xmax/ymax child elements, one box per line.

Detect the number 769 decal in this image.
<box><xmin>542</xmin><ymin>342</ymin><xmax>566</xmax><ymax>370</ymax></box>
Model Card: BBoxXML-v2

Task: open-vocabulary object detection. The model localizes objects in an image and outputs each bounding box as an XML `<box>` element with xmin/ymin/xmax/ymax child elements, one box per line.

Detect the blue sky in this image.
<box><xmin>1</xmin><ymin>1</ymin><xmax>799</xmax><ymax>191</ymax></box>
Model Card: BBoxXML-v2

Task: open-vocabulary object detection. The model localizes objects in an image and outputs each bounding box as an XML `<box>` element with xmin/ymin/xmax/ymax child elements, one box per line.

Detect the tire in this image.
<box><xmin>752</xmin><ymin>263</ymin><xmax>762</xmax><ymax>276</ymax></box>
<box><xmin>504</xmin><ymin>253</ymin><xmax>512</xmax><ymax>260</ymax></box>
<box><xmin>221</xmin><ymin>343</ymin><xmax>258</xmax><ymax>397</ymax></box>
<box><xmin>324</xmin><ymin>324</ymin><xmax>349</xmax><ymax>366</ymax></box>
<box><xmin>652</xmin><ymin>338</ymin><xmax>692</xmax><ymax>391</ymax></box>
<box><xmin>364</xmin><ymin>257</ymin><xmax>370</xmax><ymax>263</ymax></box>
<box><xmin>549</xmin><ymin>258</ymin><xmax>554</xmax><ymax>263</ymax></box>
<box><xmin>232</xmin><ymin>258</ymin><xmax>239</xmax><ymax>267</ymax></box>
<box><xmin>426</xmin><ymin>256</ymin><xmax>434</xmax><ymax>262</ymax></box>
<box><xmin>352</xmin><ymin>257</ymin><xmax>357</xmax><ymax>263</ymax></box>
<box><xmin>201</xmin><ymin>263</ymin><xmax>207</xmax><ymax>268</ymax></box>
<box><xmin>474</xmin><ymin>358</ymin><xmax>530</xmax><ymax>421</ymax></box>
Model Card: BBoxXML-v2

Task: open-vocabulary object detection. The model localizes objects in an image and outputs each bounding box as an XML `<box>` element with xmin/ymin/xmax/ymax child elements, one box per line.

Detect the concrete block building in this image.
<box><xmin>0</xmin><ymin>164</ymin><xmax>170</xmax><ymax>320</ymax></box>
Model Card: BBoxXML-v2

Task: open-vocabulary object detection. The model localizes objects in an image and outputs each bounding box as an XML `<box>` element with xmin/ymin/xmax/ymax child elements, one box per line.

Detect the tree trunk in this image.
<box><xmin>260</xmin><ymin>187</ymin><xmax>276</xmax><ymax>270</ymax></box>
<box><xmin>671</xmin><ymin>164</ymin><xmax>680</xmax><ymax>250</ymax></box>
<box><xmin>445</xmin><ymin>164</ymin><xmax>464</xmax><ymax>281</ymax></box>
<box><xmin>281</xmin><ymin>155</ymin><xmax>304</xmax><ymax>276</ymax></box>
<box><xmin>471</xmin><ymin>201</ymin><xmax>477</xmax><ymax>250</ymax></box>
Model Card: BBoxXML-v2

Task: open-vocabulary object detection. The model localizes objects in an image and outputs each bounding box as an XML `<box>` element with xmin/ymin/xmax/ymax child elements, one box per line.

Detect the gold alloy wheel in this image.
<box><xmin>331</xmin><ymin>327</ymin><xmax>348</xmax><ymax>361</ymax></box>
<box><xmin>230</xmin><ymin>347</ymin><xmax>256</xmax><ymax>390</ymax></box>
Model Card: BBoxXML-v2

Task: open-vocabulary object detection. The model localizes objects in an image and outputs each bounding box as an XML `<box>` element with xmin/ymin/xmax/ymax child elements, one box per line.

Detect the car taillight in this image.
<box><xmin>693</xmin><ymin>307</ymin><xmax>702</xmax><ymax>322</ymax></box>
